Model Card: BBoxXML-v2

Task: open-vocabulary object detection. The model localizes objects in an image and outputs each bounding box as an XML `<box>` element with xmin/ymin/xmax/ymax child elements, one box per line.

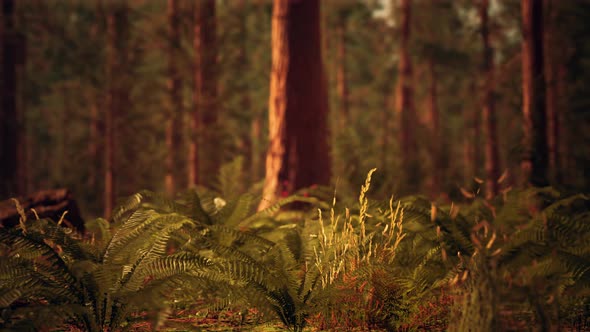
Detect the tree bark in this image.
<box><xmin>463</xmin><ymin>82</ymin><xmax>481</xmax><ymax>186</ymax></box>
<box><xmin>336</xmin><ymin>12</ymin><xmax>349</xmax><ymax>129</ymax></box>
<box><xmin>427</xmin><ymin>59</ymin><xmax>441</xmax><ymax>198</ymax></box>
<box><xmin>259</xmin><ymin>0</ymin><xmax>290</xmax><ymax>210</ymax></box>
<box><xmin>104</xmin><ymin>3</ymin><xmax>128</xmax><ymax>219</ymax></box>
<box><xmin>165</xmin><ymin>0</ymin><xmax>183</xmax><ymax>196</ymax></box>
<box><xmin>481</xmin><ymin>0</ymin><xmax>500</xmax><ymax>199</ymax></box>
<box><xmin>237</xmin><ymin>0</ymin><xmax>253</xmax><ymax>180</ymax></box>
<box><xmin>1</xmin><ymin>0</ymin><xmax>19</xmax><ymax>198</ymax></box>
<box><xmin>259</xmin><ymin>0</ymin><xmax>331</xmax><ymax>210</ymax></box>
<box><xmin>543</xmin><ymin>0</ymin><xmax>560</xmax><ymax>184</ymax></box>
<box><xmin>521</xmin><ymin>0</ymin><xmax>548</xmax><ymax>187</ymax></box>
<box><xmin>396</xmin><ymin>0</ymin><xmax>419</xmax><ymax>193</ymax></box>
<box><xmin>189</xmin><ymin>0</ymin><xmax>218</xmax><ymax>188</ymax></box>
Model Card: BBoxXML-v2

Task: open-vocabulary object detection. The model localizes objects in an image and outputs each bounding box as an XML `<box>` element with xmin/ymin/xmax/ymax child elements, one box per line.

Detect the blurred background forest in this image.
<box><xmin>1</xmin><ymin>0</ymin><xmax>589</xmax><ymax>220</ymax></box>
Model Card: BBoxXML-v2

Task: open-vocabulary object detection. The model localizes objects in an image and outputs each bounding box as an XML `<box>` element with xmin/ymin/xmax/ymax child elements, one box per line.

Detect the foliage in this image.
<box><xmin>1</xmin><ymin>171</ymin><xmax>588</xmax><ymax>331</ymax></box>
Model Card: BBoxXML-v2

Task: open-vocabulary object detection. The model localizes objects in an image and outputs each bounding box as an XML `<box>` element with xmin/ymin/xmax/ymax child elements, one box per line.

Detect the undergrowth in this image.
<box><xmin>0</xmin><ymin>170</ymin><xmax>588</xmax><ymax>331</ymax></box>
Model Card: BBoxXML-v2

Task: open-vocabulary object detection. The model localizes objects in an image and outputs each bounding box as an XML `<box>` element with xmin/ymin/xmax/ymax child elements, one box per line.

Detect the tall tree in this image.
<box><xmin>543</xmin><ymin>0</ymin><xmax>561</xmax><ymax>184</ymax></box>
<box><xmin>259</xmin><ymin>0</ymin><xmax>331</xmax><ymax>210</ymax></box>
<box><xmin>189</xmin><ymin>0</ymin><xmax>218</xmax><ymax>188</ymax></box>
<box><xmin>104</xmin><ymin>2</ymin><xmax>129</xmax><ymax>218</ymax></box>
<box><xmin>335</xmin><ymin>8</ymin><xmax>350</xmax><ymax>129</ymax></box>
<box><xmin>480</xmin><ymin>0</ymin><xmax>500</xmax><ymax>199</ymax></box>
<box><xmin>1</xmin><ymin>0</ymin><xmax>19</xmax><ymax>198</ymax></box>
<box><xmin>521</xmin><ymin>0</ymin><xmax>548</xmax><ymax>187</ymax></box>
<box><xmin>395</xmin><ymin>0</ymin><xmax>419</xmax><ymax>193</ymax></box>
<box><xmin>165</xmin><ymin>0</ymin><xmax>182</xmax><ymax>196</ymax></box>
<box><xmin>426</xmin><ymin>58</ymin><xmax>441</xmax><ymax>197</ymax></box>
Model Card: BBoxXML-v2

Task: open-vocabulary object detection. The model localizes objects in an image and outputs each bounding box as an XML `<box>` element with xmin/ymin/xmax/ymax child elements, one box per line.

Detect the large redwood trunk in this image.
<box><xmin>396</xmin><ymin>0</ymin><xmax>419</xmax><ymax>193</ymax></box>
<box><xmin>259</xmin><ymin>0</ymin><xmax>331</xmax><ymax>210</ymax></box>
<box><xmin>165</xmin><ymin>0</ymin><xmax>183</xmax><ymax>196</ymax></box>
<box><xmin>104</xmin><ymin>3</ymin><xmax>128</xmax><ymax>219</ymax></box>
<box><xmin>1</xmin><ymin>0</ymin><xmax>19</xmax><ymax>198</ymax></box>
<box><xmin>189</xmin><ymin>0</ymin><xmax>218</xmax><ymax>188</ymax></box>
<box><xmin>521</xmin><ymin>0</ymin><xmax>548</xmax><ymax>187</ymax></box>
<box><xmin>481</xmin><ymin>0</ymin><xmax>500</xmax><ymax>199</ymax></box>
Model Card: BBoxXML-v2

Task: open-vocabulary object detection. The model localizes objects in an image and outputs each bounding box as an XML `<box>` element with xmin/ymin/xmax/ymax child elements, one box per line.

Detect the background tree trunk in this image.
<box><xmin>104</xmin><ymin>3</ymin><xmax>128</xmax><ymax>219</ymax></box>
<box><xmin>543</xmin><ymin>0</ymin><xmax>560</xmax><ymax>184</ymax></box>
<box><xmin>336</xmin><ymin>12</ymin><xmax>349</xmax><ymax>129</ymax></box>
<box><xmin>1</xmin><ymin>0</ymin><xmax>19</xmax><ymax>198</ymax></box>
<box><xmin>189</xmin><ymin>0</ymin><xmax>218</xmax><ymax>188</ymax></box>
<box><xmin>521</xmin><ymin>0</ymin><xmax>548</xmax><ymax>187</ymax></box>
<box><xmin>165</xmin><ymin>0</ymin><xmax>182</xmax><ymax>196</ymax></box>
<box><xmin>427</xmin><ymin>58</ymin><xmax>441</xmax><ymax>198</ymax></box>
<box><xmin>396</xmin><ymin>0</ymin><xmax>419</xmax><ymax>193</ymax></box>
<box><xmin>481</xmin><ymin>0</ymin><xmax>500</xmax><ymax>199</ymax></box>
<box><xmin>259</xmin><ymin>0</ymin><xmax>331</xmax><ymax>210</ymax></box>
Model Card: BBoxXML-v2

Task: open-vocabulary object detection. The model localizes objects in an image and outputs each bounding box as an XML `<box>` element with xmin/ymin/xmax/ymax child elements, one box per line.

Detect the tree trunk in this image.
<box><xmin>427</xmin><ymin>59</ymin><xmax>441</xmax><ymax>198</ymax></box>
<box><xmin>259</xmin><ymin>0</ymin><xmax>331</xmax><ymax>210</ymax></box>
<box><xmin>463</xmin><ymin>82</ymin><xmax>481</xmax><ymax>186</ymax></box>
<box><xmin>165</xmin><ymin>0</ymin><xmax>182</xmax><ymax>196</ymax></box>
<box><xmin>481</xmin><ymin>0</ymin><xmax>500</xmax><ymax>199</ymax></box>
<box><xmin>1</xmin><ymin>0</ymin><xmax>19</xmax><ymax>198</ymax></box>
<box><xmin>521</xmin><ymin>0</ymin><xmax>548</xmax><ymax>187</ymax></box>
<box><xmin>336</xmin><ymin>12</ymin><xmax>349</xmax><ymax>129</ymax></box>
<box><xmin>396</xmin><ymin>0</ymin><xmax>419</xmax><ymax>193</ymax></box>
<box><xmin>104</xmin><ymin>3</ymin><xmax>128</xmax><ymax>219</ymax></box>
<box><xmin>189</xmin><ymin>0</ymin><xmax>218</xmax><ymax>188</ymax></box>
<box><xmin>237</xmin><ymin>0</ymin><xmax>253</xmax><ymax>180</ymax></box>
<box><xmin>259</xmin><ymin>0</ymin><xmax>290</xmax><ymax>210</ymax></box>
<box><xmin>543</xmin><ymin>0</ymin><xmax>560</xmax><ymax>184</ymax></box>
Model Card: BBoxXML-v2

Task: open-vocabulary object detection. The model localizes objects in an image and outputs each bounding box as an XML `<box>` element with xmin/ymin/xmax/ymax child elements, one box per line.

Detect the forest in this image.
<box><xmin>0</xmin><ymin>0</ymin><xmax>589</xmax><ymax>331</ymax></box>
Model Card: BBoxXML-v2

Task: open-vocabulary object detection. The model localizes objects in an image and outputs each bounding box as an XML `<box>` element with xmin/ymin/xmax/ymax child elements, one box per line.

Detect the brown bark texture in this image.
<box><xmin>1</xmin><ymin>0</ymin><xmax>19</xmax><ymax>198</ymax></box>
<box><xmin>543</xmin><ymin>0</ymin><xmax>560</xmax><ymax>184</ymax></box>
<box><xmin>521</xmin><ymin>0</ymin><xmax>548</xmax><ymax>187</ymax></box>
<box><xmin>237</xmin><ymin>0</ymin><xmax>253</xmax><ymax>180</ymax></box>
<box><xmin>427</xmin><ymin>59</ymin><xmax>441</xmax><ymax>198</ymax></box>
<box><xmin>165</xmin><ymin>0</ymin><xmax>183</xmax><ymax>196</ymax></box>
<box><xmin>396</xmin><ymin>0</ymin><xmax>419</xmax><ymax>192</ymax></box>
<box><xmin>0</xmin><ymin>189</ymin><xmax>85</xmax><ymax>233</ymax></box>
<box><xmin>104</xmin><ymin>3</ymin><xmax>129</xmax><ymax>219</ymax></box>
<box><xmin>336</xmin><ymin>12</ymin><xmax>349</xmax><ymax>129</ymax></box>
<box><xmin>189</xmin><ymin>0</ymin><xmax>218</xmax><ymax>188</ymax></box>
<box><xmin>481</xmin><ymin>0</ymin><xmax>500</xmax><ymax>199</ymax></box>
<box><xmin>259</xmin><ymin>0</ymin><xmax>331</xmax><ymax>210</ymax></box>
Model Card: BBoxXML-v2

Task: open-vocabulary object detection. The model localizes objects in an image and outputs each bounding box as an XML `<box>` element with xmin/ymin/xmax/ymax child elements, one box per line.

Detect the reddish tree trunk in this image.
<box><xmin>165</xmin><ymin>0</ymin><xmax>183</xmax><ymax>196</ymax></box>
<box><xmin>521</xmin><ymin>0</ymin><xmax>548</xmax><ymax>187</ymax></box>
<box><xmin>237</xmin><ymin>0</ymin><xmax>253</xmax><ymax>179</ymax></box>
<box><xmin>427</xmin><ymin>59</ymin><xmax>441</xmax><ymax>198</ymax></box>
<box><xmin>336</xmin><ymin>12</ymin><xmax>349</xmax><ymax>129</ymax></box>
<box><xmin>104</xmin><ymin>3</ymin><xmax>128</xmax><ymax>219</ymax></box>
<box><xmin>189</xmin><ymin>0</ymin><xmax>218</xmax><ymax>188</ymax></box>
<box><xmin>1</xmin><ymin>0</ymin><xmax>19</xmax><ymax>198</ymax></box>
<box><xmin>259</xmin><ymin>0</ymin><xmax>331</xmax><ymax>210</ymax></box>
<box><xmin>481</xmin><ymin>0</ymin><xmax>500</xmax><ymax>199</ymax></box>
<box><xmin>543</xmin><ymin>0</ymin><xmax>560</xmax><ymax>184</ymax></box>
<box><xmin>396</xmin><ymin>0</ymin><xmax>419</xmax><ymax>192</ymax></box>
<box><xmin>463</xmin><ymin>82</ymin><xmax>481</xmax><ymax>186</ymax></box>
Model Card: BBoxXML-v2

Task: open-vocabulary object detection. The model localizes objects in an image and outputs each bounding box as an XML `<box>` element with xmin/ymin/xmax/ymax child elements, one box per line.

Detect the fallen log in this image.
<box><xmin>0</xmin><ymin>188</ymin><xmax>84</xmax><ymax>233</ymax></box>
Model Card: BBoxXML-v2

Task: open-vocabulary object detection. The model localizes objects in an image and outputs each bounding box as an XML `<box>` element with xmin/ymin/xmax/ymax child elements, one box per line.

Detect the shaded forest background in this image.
<box><xmin>1</xmin><ymin>0</ymin><xmax>589</xmax><ymax>219</ymax></box>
